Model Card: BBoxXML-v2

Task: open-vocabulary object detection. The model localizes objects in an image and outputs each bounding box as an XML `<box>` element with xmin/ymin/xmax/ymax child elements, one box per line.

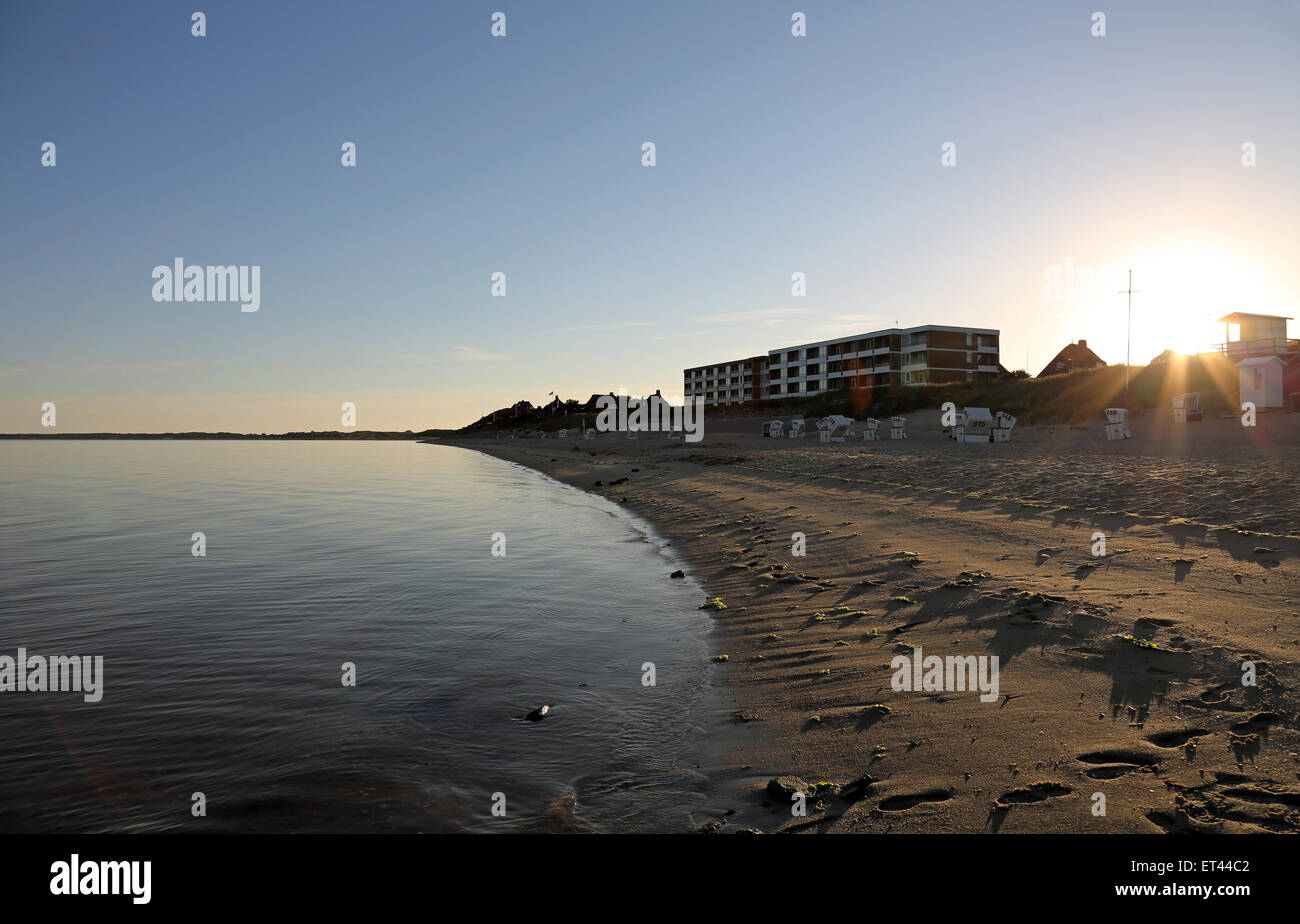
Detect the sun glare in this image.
<box><xmin>1137</xmin><ymin>244</ymin><xmax>1292</xmax><ymax>356</ymax></box>
<box><xmin>1066</xmin><ymin>243</ymin><xmax>1293</xmax><ymax>367</ymax></box>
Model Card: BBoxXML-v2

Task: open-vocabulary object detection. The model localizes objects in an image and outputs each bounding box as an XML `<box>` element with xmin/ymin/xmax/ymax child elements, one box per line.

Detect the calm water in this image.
<box><xmin>0</xmin><ymin>441</ymin><xmax>714</xmax><ymax>832</ymax></box>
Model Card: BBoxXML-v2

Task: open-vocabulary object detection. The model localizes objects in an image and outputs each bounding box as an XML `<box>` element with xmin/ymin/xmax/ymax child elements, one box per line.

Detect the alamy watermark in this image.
<box><xmin>891</xmin><ymin>646</ymin><xmax>1000</xmax><ymax>702</ymax></box>
<box><xmin>50</xmin><ymin>854</ymin><xmax>150</xmax><ymax>904</ymax></box>
<box><xmin>152</xmin><ymin>258</ymin><xmax>260</xmax><ymax>312</ymax></box>
<box><xmin>0</xmin><ymin>648</ymin><xmax>103</xmax><ymax>702</ymax></box>
<box><xmin>594</xmin><ymin>393</ymin><xmax>704</xmax><ymax>442</ymax></box>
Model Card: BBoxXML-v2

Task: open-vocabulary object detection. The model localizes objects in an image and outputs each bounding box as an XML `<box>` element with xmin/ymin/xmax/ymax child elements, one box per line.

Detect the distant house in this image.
<box><xmin>1037</xmin><ymin>340</ymin><xmax>1107</xmax><ymax>378</ymax></box>
<box><xmin>580</xmin><ymin>393</ymin><xmax>614</xmax><ymax>412</ymax></box>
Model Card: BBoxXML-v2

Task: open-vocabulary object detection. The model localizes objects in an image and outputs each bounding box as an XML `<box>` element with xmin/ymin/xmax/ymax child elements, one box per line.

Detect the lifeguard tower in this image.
<box><xmin>1213</xmin><ymin>312</ymin><xmax>1296</xmax><ymax>409</ymax></box>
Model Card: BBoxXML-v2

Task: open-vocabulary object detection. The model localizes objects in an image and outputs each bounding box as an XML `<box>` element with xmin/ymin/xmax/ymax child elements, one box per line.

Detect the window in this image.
<box><xmin>806</xmin><ymin>362</ymin><xmax>820</xmax><ymax>375</ymax></box>
<box><xmin>786</xmin><ymin>351</ymin><xmax>799</xmax><ymax>362</ymax></box>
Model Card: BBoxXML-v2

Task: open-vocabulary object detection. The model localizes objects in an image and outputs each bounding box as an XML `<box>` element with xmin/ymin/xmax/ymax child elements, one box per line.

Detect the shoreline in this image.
<box><xmin>441</xmin><ymin>419</ymin><xmax>1300</xmax><ymax>833</ymax></box>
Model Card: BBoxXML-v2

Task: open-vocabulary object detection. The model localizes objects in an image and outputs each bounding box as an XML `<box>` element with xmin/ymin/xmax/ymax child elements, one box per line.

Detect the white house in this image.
<box><xmin>1237</xmin><ymin>355</ymin><xmax>1286</xmax><ymax>408</ymax></box>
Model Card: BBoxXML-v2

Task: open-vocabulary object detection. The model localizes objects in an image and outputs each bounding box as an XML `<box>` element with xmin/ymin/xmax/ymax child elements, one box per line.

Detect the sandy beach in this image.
<box><xmin>443</xmin><ymin>407</ymin><xmax>1300</xmax><ymax>834</ymax></box>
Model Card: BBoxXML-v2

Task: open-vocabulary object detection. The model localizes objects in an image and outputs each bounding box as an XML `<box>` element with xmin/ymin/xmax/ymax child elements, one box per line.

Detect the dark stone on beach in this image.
<box><xmin>695</xmin><ymin>819</ymin><xmax>727</xmax><ymax>834</ymax></box>
<box><xmin>670</xmin><ymin>570</ymin><xmax>685</xmax><ymax>579</ymax></box>
<box><xmin>593</xmin><ymin>480</ymin><xmax>603</xmax><ymax>487</ymax></box>
<box><xmin>735</xmin><ymin>828</ymin><xmax>763</xmax><ymax>835</ymax></box>
<box><xmin>610</xmin><ymin>477</ymin><xmax>628</xmax><ymax>486</ymax></box>
<box><xmin>524</xmin><ymin>705</ymin><xmax>551</xmax><ymax>721</ymax></box>
<box><xmin>631</xmin><ymin>468</ymin><xmax>639</xmax><ymax>472</ymax></box>
<box><xmin>840</xmin><ymin>774</ymin><xmax>880</xmax><ymax>802</ymax></box>
<box><xmin>620</xmin><ymin>496</ymin><xmax>628</xmax><ymax>503</ymax></box>
<box><xmin>766</xmin><ymin>776</ymin><xmax>808</xmax><ymax>800</ymax></box>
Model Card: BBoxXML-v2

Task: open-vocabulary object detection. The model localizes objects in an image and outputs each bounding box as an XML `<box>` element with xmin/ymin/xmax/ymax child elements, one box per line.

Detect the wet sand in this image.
<box><xmin>442</xmin><ymin>407</ymin><xmax>1300</xmax><ymax>833</ymax></box>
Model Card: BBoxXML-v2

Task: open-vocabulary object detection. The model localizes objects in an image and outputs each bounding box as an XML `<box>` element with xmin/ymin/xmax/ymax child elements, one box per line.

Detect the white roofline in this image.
<box><xmin>767</xmin><ymin>325</ymin><xmax>1000</xmax><ymax>356</ymax></box>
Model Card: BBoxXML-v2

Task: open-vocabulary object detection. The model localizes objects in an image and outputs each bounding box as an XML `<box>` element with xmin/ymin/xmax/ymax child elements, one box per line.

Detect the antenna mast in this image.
<box><xmin>1117</xmin><ymin>269</ymin><xmax>1141</xmax><ymax>398</ymax></box>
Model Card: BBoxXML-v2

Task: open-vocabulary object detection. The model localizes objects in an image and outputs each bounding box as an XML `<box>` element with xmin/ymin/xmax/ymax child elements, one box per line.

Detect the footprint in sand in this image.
<box><xmin>1144</xmin><ymin>728</ymin><xmax>1211</xmax><ymax>748</ymax></box>
<box><xmin>1231</xmin><ymin>712</ymin><xmax>1281</xmax><ymax>733</ymax></box>
<box><xmin>877</xmin><ymin>789</ymin><xmax>953</xmax><ymax>812</ymax></box>
<box><xmin>1083</xmin><ymin>764</ymin><xmax>1144</xmax><ymax>780</ymax></box>
<box><xmin>1076</xmin><ymin>748</ymin><xmax>1161</xmax><ymax>767</ymax></box>
<box><xmin>994</xmin><ymin>782</ymin><xmax>1072</xmax><ymax>807</ymax></box>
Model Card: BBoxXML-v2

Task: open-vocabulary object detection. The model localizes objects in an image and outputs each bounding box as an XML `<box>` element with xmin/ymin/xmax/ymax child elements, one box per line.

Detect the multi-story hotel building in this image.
<box><xmin>682</xmin><ymin>355</ymin><xmax>769</xmax><ymax>407</ymax></box>
<box><xmin>683</xmin><ymin>324</ymin><xmax>1000</xmax><ymax>404</ymax></box>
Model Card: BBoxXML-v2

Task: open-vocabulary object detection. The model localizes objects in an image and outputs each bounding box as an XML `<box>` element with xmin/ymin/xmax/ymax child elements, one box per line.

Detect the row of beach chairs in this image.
<box><xmin>762</xmin><ymin>417</ymin><xmax>909</xmax><ymax>441</ymax></box>
<box><xmin>509</xmin><ymin>395</ymin><xmax>1195</xmax><ymax>444</ymax></box>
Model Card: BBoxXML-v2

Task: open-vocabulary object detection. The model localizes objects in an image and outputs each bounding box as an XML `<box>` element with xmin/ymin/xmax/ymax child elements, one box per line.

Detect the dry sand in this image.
<box><xmin>443</xmin><ymin>406</ymin><xmax>1300</xmax><ymax>833</ymax></box>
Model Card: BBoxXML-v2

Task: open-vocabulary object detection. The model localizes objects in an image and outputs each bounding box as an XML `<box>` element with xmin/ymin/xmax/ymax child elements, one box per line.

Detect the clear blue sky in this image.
<box><xmin>3</xmin><ymin>0</ymin><xmax>1297</xmax><ymax>430</ymax></box>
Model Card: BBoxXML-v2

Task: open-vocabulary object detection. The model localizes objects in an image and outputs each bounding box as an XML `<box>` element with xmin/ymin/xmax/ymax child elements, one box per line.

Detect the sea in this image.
<box><xmin>0</xmin><ymin>440</ymin><xmax>717</xmax><ymax>833</ymax></box>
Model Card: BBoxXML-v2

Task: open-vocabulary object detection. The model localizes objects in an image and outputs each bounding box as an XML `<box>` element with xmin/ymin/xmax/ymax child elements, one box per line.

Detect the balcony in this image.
<box><xmin>1204</xmin><ymin>338</ymin><xmax>1298</xmax><ymax>359</ymax></box>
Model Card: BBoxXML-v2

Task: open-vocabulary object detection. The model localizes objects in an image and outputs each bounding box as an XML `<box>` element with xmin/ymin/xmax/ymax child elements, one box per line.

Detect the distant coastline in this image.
<box><xmin>0</xmin><ymin>431</ymin><xmax>450</xmax><ymax>441</ymax></box>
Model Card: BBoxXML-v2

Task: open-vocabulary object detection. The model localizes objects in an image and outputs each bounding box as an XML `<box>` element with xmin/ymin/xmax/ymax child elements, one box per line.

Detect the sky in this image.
<box><xmin>2</xmin><ymin>0</ymin><xmax>1298</xmax><ymax>432</ymax></box>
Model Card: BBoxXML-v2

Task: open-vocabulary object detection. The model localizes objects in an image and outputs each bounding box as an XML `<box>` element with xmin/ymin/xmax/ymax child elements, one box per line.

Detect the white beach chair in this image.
<box><xmin>963</xmin><ymin>407</ymin><xmax>992</xmax><ymax>443</ymax></box>
<box><xmin>788</xmin><ymin>419</ymin><xmax>808</xmax><ymax>439</ymax></box>
<box><xmin>817</xmin><ymin>415</ymin><xmax>854</xmax><ymax>443</ymax></box>
<box><xmin>1104</xmin><ymin>407</ymin><xmax>1132</xmax><ymax>440</ymax></box>
<box><xmin>862</xmin><ymin>418</ymin><xmax>881</xmax><ymax>441</ymax></box>
<box><xmin>763</xmin><ymin>420</ymin><xmax>784</xmax><ymax>438</ymax></box>
<box><xmin>991</xmin><ymin>411</ymin><xmax>1016</xmax><ymax>443</ymax></box>
<box><xmin>889</xmin><ymin>416</ymin><xmax>907</xmax><ymax>440</ymax></box>
<box><xmin>583</xmin><ymin>428</ymin><xmax>596</xmax><ymax>439</ymax></box>
<box><xmin>1172</xmin><ymin>392</ymin><xmax>1201</xmax><ymax>424</ymax></box>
